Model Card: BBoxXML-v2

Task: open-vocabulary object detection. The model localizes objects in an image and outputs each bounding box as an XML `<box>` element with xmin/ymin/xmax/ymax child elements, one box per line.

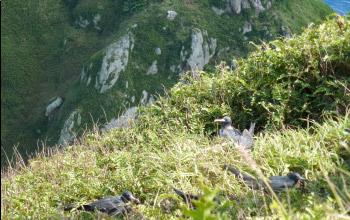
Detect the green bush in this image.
<box><xmin>143</xmin><ymin>16</ymin><xmax>350</xmax><ymax>134</ymax></box>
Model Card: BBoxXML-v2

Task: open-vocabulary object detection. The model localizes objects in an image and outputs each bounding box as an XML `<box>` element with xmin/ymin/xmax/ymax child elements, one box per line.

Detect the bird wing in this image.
<box><xmin>249</xmin><ymin>122</ymin><xmax>256</xmax><ymax>136</ymax></box>
<box><xmin>268</xmin><ymin>176</ymin><xmax>296</xmax><ymax>191</ymax></box>
<box><xmin>239</xmin><ymin>130</ymin><xmax>254</xmax><ymax>149</ymax></box>
<box><xmin>89</xmin><ymin>196</ymin><xmax>123</xmax><ymax>213</ymax></box>
<box><xmin>220</xmin><ymin>127</ymin><xmax>241</xmax><ymax>142</ymax></box>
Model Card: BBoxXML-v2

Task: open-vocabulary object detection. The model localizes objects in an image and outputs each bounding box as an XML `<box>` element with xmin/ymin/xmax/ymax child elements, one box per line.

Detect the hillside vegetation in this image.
<box><xmin>1</xmin><ymin>0</ymin><xmax>333</xmax><ymax>165</ymax></box>
<box><xmin>1</xmin><ymin>16</ymin><xmax>350</xmax><ymax>219</ymax></box>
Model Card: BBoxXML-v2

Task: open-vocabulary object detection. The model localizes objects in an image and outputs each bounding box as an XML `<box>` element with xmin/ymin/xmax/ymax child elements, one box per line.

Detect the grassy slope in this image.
<box><xmin>1</xmin><ymin>17</ymin><xmax>349</xmax><ymax>219</ymax></box>
<box><xmin>1</xmin><ymin>0</ymin><xmax>334</xmax><ymax>166</ymax></box>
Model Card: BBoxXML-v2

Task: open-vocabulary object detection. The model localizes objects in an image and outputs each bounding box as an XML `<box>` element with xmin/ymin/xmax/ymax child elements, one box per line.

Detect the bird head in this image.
<box><xmin>214</xmin><ymin>116</ymin><xmax>232</xmax><ymax>127</ymax></box>
<box><xmin>287</xmin><ymin>172</ymin><xmax>305</xmax><ymax>183</ymax></box>
<box><xmin>121</xmin><ymin>191</ymin><xmax>141</xmax><ymax>204</ymax></box>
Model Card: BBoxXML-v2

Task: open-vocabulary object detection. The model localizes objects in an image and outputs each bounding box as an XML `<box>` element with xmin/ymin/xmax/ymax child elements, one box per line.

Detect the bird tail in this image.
<box><xmin>63</xmin><ymin>204</ymin><xmax>76</xmax><ymax>211</ymax></box>
<box><xmin>173</xmin><ymin>188</ymin><xmax>186</xmax><ymax>200</ymax></box>
<box><xmin>223</xmin><ymin>165</ymin><xmax>257</xmax><ymax>182</ymax></box>
<box><xmin>64</xmin><ymin>204</ymin><xmax>94</xmax><ymax>212</ymax></box>
<box><xmin>249</xmin><ymin>122</ymin><xmax>256</xmax><ymax>135</ymax></box>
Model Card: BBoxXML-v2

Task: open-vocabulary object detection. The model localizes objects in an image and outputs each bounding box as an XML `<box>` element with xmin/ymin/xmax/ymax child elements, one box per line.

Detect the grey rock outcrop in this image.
<box><xmin>146</xmin><ymin>60</ymin><xmax>158</xmax><ymax>75</ymax></box>
<box><xmin>186</xmin><ymin>29</ymin><xmax>217</xmax><ymax>71</ymax></box>
<box><xmin>167</xmin><ymin>10</ymin><xmax>177</xmax><ymax>20</ymax></box>
<box><xmin>249</xmin><ymin>0</ymin><xmax>265</xmax><ymax>13</ymax></box>
<box><xmin>102</xmin><ymin>107</ymin><xmax>138</xmax><ymax>131</ymax></box>
<box><xmin>226</xmin><ymin>0</ymin><xmax>266</xmax><ymax>14</ymax></box>
<box><xmin>45</xmin><ymin>97</ymin><xmax>63</xmax><ymax>117</ymax></box>
<box><xmin>155</xmin><ymin>47</ymin><xmax>162</xmax><ymax>55</ymax></box>
<box><xmin>243</xmin><ymin>22</ymin><xmax>252</xmax><ymax>34</ymax></box>
<box><xmin>212</xmin><ymin>6</ymin><xmax>225</xmax><ymax>15</ymax></box>
<box><xmin>58</xmin><ymin>111</ymin><xmax>81</xmax><ymax>146</ymax></box>
<box><xmin>91</xmin><ymin>33</ymin><xmax>134</xmax><ymax>93</ymax></box>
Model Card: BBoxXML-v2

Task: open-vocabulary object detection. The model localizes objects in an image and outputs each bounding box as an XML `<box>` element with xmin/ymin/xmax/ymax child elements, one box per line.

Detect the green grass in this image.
<box><xmin>1</xmin><ymin>109</ymin><xmax>349</xmax><ymax>219</ymax></box>
<box><xmin>1</xmin><ymin>16</ymin><xmax>350</xmax><ymax>219</ymax></box>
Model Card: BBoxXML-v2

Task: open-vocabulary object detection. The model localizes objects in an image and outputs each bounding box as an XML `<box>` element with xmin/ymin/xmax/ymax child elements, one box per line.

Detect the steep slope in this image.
<box><xmin>1</xmin><ymin>0</ymin><xmax>333</xmax><ymax>165</ymax></box>
<box><xmin>1</xmin><ymin>17</ymin><xmax>349</xmax><ymax>219</ymax></box>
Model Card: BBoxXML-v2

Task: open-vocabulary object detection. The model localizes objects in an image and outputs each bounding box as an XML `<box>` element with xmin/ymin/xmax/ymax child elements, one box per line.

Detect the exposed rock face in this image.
<box><xmin>167</xmin><ymin>10</ymin><xmax>177</xmax><ymax>20</ymax></box>
<box><xmin>228</xmin><ymin>0</ymin><xmax>243</xmax><ymax>14</ymax></box>
<box><xmin>226</xmin><ymin>0</ymin><xmax>266</xmax><ymax>14</ymax></box>
<box><xmin>101</xmin><ymin>106</ymin><xmax>138</xmax><ymax>131</ymax></box>
<box><xmin>146</xmin><ymin>60</ymin><xmax>158</xmax><ymax>75</ymax></box>
<box><xmin>243</xmin><ymin>22</ymin><xmax>252</xmax><ymax>34</ymax></box>
<box><xmin>249</xmin><ymin>0</ymin><xmax>265</xmax><ymax>13</ymax></box>
<box><xmin>94</xmin><ymin>33</ymin><xmax>134</xmax><ymax>93</ymax></box>
<box><xmin>76</xmin><ymin>16</ymin><xmax>89</xmax><ymax>28</ymax></box>
<box><xmin>155</xmin><ymin>47</ymin><xmax>161</xmax><ymax>55</ymax></box>
<box><xmin>58</xmin><ymin>111</ymin><xmax>81</xmax><ymax>146</ymax></box>
<box><xmin>186</xmin><ymin>29</ymin><xmax>217</xmax><ymax>71</ymax></box>
<box><xmin>45</xmin><ymin>97</ymin><xmax>63</xmax><ymax>117</ymax></box>
<box><xmin>92</xmin><ymin>14</ymin><xmax>101</xmax><ymax>30</ymax></box>
<box><xmin>212</xmin><ymin>6</ymin><xmax>225</xmax><ymax>15</ymax></box>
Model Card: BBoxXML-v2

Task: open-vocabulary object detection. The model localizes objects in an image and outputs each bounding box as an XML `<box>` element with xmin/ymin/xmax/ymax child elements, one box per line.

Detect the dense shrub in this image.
<box><xmin>142</xmin><ymin>16</ymin><xmax>349</xmax><ymax>134</ymax></box>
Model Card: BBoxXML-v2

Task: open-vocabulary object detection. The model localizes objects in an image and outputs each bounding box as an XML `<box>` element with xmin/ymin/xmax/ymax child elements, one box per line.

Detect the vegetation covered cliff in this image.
<box><xmin>2</xmin><ymin>16</ymin><xmax>349</xmax><ymax>219</ymax></box>
<box><xmin>1</xmin><ymin>0</ymin><xmax>333</xmax><ymax>165</ymax></box>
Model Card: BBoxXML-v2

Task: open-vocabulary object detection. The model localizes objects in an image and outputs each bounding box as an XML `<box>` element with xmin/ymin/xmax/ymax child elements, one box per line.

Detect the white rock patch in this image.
<box><xmin>146</xmin><ymin>60</ymin><xmax>158</xmax><ymax>75</ymax></box>
<box><xmin>167</xmin><ymin>10</ymin><xmax>177</xmax><ymax>20</ymax></box>
<box><xmin>95</xmin><ymin>33</ymin><xmax>134</xmax><ymax>93</ymax></box>
<box><xmin>243</xmin><ymin>22</ymin><xmax>252</xmax><ymax>34</ymax></box>
<box><xmin>186</xmin><ymin>28</ymin><xmax>217</xmax><ymax>71</ymax></box>
<box><xmin>155</xmin><ymin>47</ymin><xmax>162</xmax><ymax>55</ymax></box>
<box><xmin>58</xmin><ymin>111</ymin><xmax>81</xmax><ymax>146</ymax></box>
<box><xmin>212</xmin><ymin>6</ymin><xmax>225</xmax><ymax>15</ymax></box>
<box><xmin>93</xmin><ymin>14</ymin><xmax>101</xmax><ymax>30</ymax></box>
<box><xmin>76</xmin><ymin>16</ymin><xmax>89</xmax><ymax>28</ymax></box>
<box><xmin>45</xmin><ymin>97</ymin><xmax>63</xmax><ymax>117</ymax></box>
<box><xmin>140</xmin><ymin>90</ymin><xmax>148</xmax><ymax>105</ymax></box>
<box><xmin>249</xmin><ymin>0</ymin><xmax>265</xmax><ymax>13</ymax></box>
<box><xmin>101</xmin><ymin>107</ymin><xmax>138</xmax><ymax>131</ymax></box>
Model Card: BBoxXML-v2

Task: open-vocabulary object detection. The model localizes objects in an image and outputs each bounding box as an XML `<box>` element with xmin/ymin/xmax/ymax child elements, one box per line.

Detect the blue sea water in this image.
<box><xmin>324</xmin><ymin>0</ymin><xmax>350</xmax><ymax>15</ymax></box>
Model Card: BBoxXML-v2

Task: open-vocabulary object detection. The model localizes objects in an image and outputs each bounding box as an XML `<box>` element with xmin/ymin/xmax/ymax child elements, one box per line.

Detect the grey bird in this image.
<box><xmin>214</xmin><ymin>116</ymin><xmax>255</xmax><ymax>149</ymax></box>
<box><xmin>173</xmin><ymin>188</ymin><xmax>200</xmax><ymax>209</ymax></box>
<box><xmin>64</xmin><ymin>191</ymin><xmax>140</xmax><ymax>216</ymax></box>
<box><xmin>224</xmin><ymin>165</ymin><xmax>305</xmax><ymax>192</ymax></box>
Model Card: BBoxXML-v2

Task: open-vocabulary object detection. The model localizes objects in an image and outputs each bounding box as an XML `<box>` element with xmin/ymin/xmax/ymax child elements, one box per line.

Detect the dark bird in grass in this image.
<box><xmin>64</xmin><ymin>191</ymin><xmax>140</xmax><ymax>216</ymax></box>
<box><xmin>214</xmin><ymin>116</ymin><xmax>256</xmax><ymax>149</ymax></box>
<box><xmin>223</xmin><ymin>165</ymin><xmax>305</xmax><ymax>192</ymax></box>
<box><xmin>173</xmin><ymin>188</ymin><xmax>200</xmax><ymax>209</ymax></box>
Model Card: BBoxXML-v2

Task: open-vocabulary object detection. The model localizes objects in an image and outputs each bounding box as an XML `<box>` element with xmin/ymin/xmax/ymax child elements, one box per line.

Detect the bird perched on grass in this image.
<box><xmin>173</xmin><ymin>188</ymin><xmax>200</xmax><ymax>209</ymax></box>
<box><xmin>64</xmin><ymin>191</ymin><xmax>140</xmax><ymax>216</ymax></box>
<box><xmin>223</xmin><ymin>165</ymin><xmax>305</xmax><ymax>192</ymax></box>
<box><xmin>214</xmin><ymin>116</ymin><xmax>255</xmax><ymax>149</ymax></box>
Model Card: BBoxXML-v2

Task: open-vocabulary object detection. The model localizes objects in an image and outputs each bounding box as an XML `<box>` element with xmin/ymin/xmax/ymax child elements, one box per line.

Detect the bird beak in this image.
<box><xmin>214</xmin><ymin>118</ymin><xmax>225</xmax><ymax>123</ymax></box>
